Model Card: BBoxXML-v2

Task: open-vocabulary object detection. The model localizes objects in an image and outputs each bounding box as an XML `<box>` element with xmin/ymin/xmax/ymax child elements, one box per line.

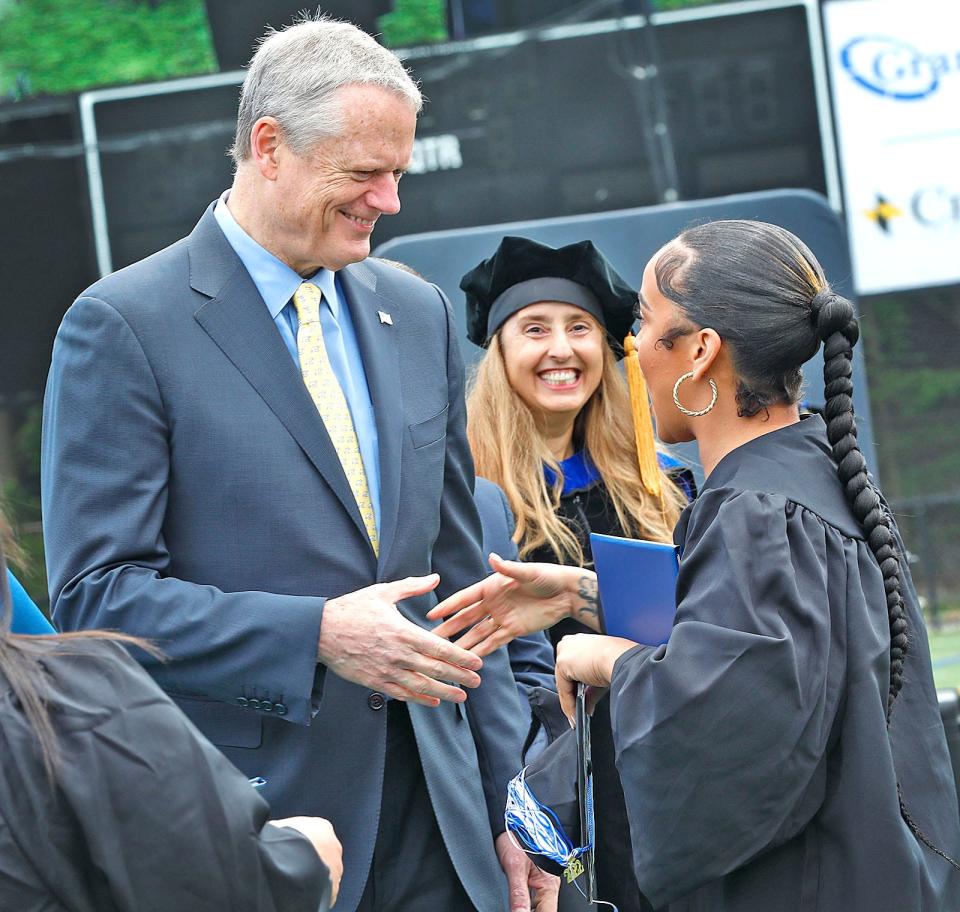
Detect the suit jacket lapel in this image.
<box><xmin>340</xmin><ymin>264</ymin><xmax>403</xmax><ymax>572</ymax></box>
<box><xmin>188</xmin><ymin>209</ymin><xmax>370</xmax><ymax>545</ymax></box>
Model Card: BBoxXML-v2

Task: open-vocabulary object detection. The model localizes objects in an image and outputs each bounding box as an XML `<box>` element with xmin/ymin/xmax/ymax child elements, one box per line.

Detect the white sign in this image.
<box><xmin>407</xmin><ymin>134</ymin><xmax>463</xmax><ymax>175</ymax></box>
<box><xmin>823</xmin><ymin>0</ymin><xmax>960</xmax><ymax>295</ymax></box>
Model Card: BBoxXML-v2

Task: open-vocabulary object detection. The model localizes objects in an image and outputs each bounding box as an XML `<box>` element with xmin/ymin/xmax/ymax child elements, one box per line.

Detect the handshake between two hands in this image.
<box><xmin>317</xmin><ymin>554</ymin><xmax>637</xmax><ymax>723</ymax></box>
<box><xmin>313</xmin><ymin>555</ymin><xmax>639</xmax><ymax>912</ymax></box>
<box><xmin>271</xmin><ymin>553</ymin><xmax>572</xmax><ymax>912</ymax></box>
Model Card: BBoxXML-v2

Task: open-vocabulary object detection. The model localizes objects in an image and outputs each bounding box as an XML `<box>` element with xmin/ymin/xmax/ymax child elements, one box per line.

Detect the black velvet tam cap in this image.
<box><xmin>460</xmin><ymin>236</ymin><xmax>637</xmax><ymax>356</ymax></box>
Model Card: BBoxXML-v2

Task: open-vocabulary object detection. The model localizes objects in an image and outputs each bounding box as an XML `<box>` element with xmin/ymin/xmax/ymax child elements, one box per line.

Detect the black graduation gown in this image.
<box><xmin>0</xmin><ymin>638</ymin><xmax>331</xmax><ymax>912</ymax></box>
<box><xmin>608</xmin><ymin>416</ymin><xmax>960</xmax><ymax>911</ymax></box>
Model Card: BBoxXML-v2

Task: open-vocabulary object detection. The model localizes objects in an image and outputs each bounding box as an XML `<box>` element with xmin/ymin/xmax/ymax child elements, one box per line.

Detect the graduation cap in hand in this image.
<box><xmin>505</xmin><ymin>686</ymin><xmax>598</xmax><ymax>899</ymax></box>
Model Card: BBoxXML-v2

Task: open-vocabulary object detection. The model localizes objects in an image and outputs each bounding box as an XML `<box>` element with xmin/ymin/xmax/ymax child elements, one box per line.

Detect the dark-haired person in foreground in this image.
<box><xmin>432</xmin><ymin>220</ymin><xmax>960</xmax><ymax>910</ymax></box>
<box><xmin>0</xmin><ymin>513</ymin><xmax>341</xmax><ymax>912</ymax></box>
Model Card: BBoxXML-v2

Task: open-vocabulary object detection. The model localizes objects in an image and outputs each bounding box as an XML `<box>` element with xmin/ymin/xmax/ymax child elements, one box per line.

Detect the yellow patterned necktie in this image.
<box><xmin>292</xmin><ymin>282</ymin><xmax>379</xmax><ymax>557</ymax></box>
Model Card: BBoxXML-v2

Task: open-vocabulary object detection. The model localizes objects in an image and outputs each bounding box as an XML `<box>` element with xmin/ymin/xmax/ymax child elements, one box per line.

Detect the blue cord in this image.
<box><xmin>505</xmin><ymin>767</ymin><xmax>619</xmax><ymax>911</ymax></box>
<box><xmin>504</xmin><ymin>768</ymin><xmax>592</xmax><ymax>867</ymax></box>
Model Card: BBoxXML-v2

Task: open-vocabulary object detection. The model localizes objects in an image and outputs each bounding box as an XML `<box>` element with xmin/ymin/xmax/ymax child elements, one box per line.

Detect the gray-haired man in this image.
<box><xmin>43</xmin><ymin>16</ymin><xmax>557</xmax><ymax>912</ymax></box>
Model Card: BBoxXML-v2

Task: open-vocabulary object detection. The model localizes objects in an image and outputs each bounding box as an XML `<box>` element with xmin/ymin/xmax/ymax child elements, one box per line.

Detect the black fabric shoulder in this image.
<box><xmin>698</xmin><ymin>418</ymin><xmax>862</xmax><ymax>539</ymax></box>
<box><xmin>676</xmin><ymin>486</ymin><xmax>865</xmax><ymax>557</ymax></box>
<box><xmin>26</xmin><ymin>637</ymin><xmax>168</xmax><ymax>728</ymax></box>
<box><xmin>0</xmin><ymin>635</ymin><xmax>331</xmax><ymax>912</ymax></box>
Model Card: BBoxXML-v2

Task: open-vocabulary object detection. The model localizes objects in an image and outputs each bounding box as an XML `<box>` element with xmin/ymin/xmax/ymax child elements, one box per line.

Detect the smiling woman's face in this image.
<box><xmin>499</xmin><ymin>302</ymin><xmax>605</xmax><ymax>423</ymax></box>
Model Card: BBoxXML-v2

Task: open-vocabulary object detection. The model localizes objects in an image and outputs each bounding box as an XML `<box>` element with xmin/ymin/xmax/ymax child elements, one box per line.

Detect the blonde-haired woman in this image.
<box><xmin>460</xmin><ymin>236</ymin><xmax>692</xmax><ymax>912</ymax></box>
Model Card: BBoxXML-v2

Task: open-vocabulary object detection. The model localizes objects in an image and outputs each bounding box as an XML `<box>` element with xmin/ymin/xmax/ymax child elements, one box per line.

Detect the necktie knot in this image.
<box><xmin>293</xmin><ymin>282</ymin><xmax>322</xmax><ymax>325</ymax></box>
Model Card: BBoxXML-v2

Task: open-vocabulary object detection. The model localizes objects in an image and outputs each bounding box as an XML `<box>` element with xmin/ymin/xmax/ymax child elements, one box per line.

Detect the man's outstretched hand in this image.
<box><xmin>318</xmin><ymin>575</ymin><xmax>483</xmax><ymax>706</ymax></box>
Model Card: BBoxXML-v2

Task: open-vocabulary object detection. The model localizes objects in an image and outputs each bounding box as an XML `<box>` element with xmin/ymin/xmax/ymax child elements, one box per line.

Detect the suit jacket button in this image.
<box><xmin>367</xmin><ymin>692</ymin><xmax>386</xmax><ymax>711</ymax></box>
<box><xmin>274</xmin><ymin>703</ymin><xmax>287</xmax><ymax>716</ymax></box>
<box><xmin>260</xmin><ymin>701</ymin><xmax>273</xmax><ymax>712</ymax></box>
<box><xmin>248</xmin><ymin>699</ymin><xmax>261</xmax><ymax>710</ymax></box>
<box><xmin>237</xmin><ymin>697</ymin><xmax>249</xmax><ymax>707</ymax></box>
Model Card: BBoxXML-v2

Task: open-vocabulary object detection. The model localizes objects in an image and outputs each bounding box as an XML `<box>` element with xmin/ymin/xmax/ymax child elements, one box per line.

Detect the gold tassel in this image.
<box><xmin>624</xmin><ymin>333</ymin><xmax>662</xmax><ymax>499</ymax></box>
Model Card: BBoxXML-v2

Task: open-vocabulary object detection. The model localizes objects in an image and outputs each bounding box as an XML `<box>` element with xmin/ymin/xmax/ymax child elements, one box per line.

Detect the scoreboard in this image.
<box><xmin>79</xmin><ymin>0</ymin><xmax>836</xmax><ymax>275</ymax></box>
<box><xmin>0</xmin><ymin>0</ymin><xmax>838</xmax><ymax>396</ymax></box>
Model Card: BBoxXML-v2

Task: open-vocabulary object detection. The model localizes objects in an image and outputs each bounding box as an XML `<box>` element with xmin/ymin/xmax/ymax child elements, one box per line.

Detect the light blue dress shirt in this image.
<box><xmin>213</xmin><ymin>194</ymin><xmax>381</xmax><ymax>533</ymax></box>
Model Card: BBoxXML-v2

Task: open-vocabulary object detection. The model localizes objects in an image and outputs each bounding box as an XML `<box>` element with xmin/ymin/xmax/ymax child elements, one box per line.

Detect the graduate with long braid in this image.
<box><xmin>431</xmin><ymin>220</ymin><xmax>960</xmax><ymax>911</ymax></box>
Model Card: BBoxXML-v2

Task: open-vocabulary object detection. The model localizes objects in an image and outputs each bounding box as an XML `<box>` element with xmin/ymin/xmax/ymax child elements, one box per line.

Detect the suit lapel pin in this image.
<box><xmin>377</xmin><ymin>310</ymin><xmax>393</xmax><ymax>326</ymax></box>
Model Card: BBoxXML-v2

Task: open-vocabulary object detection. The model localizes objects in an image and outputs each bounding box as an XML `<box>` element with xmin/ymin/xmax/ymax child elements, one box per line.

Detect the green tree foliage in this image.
<box><xmin>378</xmin><ymin>0</ymin><xmax>447</xmax><ymax>48</ymax></box>
<box><xmin>860</xmin><ymin>290</ymin><xmax>960</xmax><ymax>498</ymax></box>
<box><xmin>0</xmin><ymin>0</ymin><xmax>216</xmax><ymax>98</ymax></box>
<box><xmin>0</xmin><ymin>0</ymin><xmax>732</xmax><ymax>99</ymax></box>
<box><xmin>2</xmin><ymin>403</ymin><xmax>45</xmax><ymax>609</ymax></box>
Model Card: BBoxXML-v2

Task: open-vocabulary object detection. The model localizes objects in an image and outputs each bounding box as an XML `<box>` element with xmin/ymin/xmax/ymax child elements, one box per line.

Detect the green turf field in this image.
<box><xmin>928</xmin><ymin>626</ymin><xmax>960</xmax><ymax>691</ymax></box>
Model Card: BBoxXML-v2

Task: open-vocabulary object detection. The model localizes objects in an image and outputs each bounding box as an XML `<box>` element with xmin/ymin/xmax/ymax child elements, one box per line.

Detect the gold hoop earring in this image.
<box><xmin>673</xmin><ymin>372</ymin><xmax>717</xmax><ymax>417</ymax></box>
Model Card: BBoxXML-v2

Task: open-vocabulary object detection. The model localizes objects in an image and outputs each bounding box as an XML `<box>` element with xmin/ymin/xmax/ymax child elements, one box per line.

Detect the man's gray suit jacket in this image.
<box><xmin>42</xmin><ymin>205</ymin><xmax>527</xmax><ymax>912</ymax></box>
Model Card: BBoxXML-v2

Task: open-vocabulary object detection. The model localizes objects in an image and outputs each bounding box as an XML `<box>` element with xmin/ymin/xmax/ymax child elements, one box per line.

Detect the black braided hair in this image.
<box><xmin>813</xmin><ymin>280</ymin><xmax>960</xmax><ymax>873</ymax></box>
<box><xmin>654</xmin><ymin>220</ymin><xmax>905</xmax><ymax>715</ymax></box>
<box><xmin>655</xmin><ymin>220</ymin><xmax>960</xmax><ymax>870</ymax></box>
<box><xmin>811</xmin><ymin>289</ymin><xmax>907</xmax><ymax>719</ymax></box>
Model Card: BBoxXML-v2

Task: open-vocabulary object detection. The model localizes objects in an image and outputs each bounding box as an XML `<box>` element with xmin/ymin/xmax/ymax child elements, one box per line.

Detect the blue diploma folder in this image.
<box><xmin>590</xmin><ymin>532</ymin><xmax>679</xmax><ymax>645</ymax></box>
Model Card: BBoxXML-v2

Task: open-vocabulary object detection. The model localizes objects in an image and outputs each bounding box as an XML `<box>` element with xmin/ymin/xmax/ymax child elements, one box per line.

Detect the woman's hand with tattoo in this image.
<box><xmin>573</xmin><ymin>574</ymin><xmax>600</xmax><ymax>625</ymax></box>
<box><xmin>428</xmin><ymin>555</ymin><xmax>598</xmax><ymax>656</ymax></box>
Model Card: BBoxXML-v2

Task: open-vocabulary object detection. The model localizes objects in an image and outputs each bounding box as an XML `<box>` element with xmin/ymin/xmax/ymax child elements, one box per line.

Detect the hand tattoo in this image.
<box><xmin>575</xmin><ymin>575</ymin><xmax>599</xmax><ymax>619</ymax></box>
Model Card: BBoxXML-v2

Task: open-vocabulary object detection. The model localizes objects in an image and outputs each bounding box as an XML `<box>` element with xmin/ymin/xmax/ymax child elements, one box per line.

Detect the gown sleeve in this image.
<box><xmin>55</xmin><ymin>642</ymin><xmax>331</xmax><ymax>912</ymax></box>
<box><xmin>608</xmin><ymin>488</ymin><xmax>846</xmax><ymax>908</ymax></box>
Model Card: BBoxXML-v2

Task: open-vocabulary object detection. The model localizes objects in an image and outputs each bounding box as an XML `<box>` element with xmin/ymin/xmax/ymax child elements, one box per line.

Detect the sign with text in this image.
<box><xmin>824</xmin><ymin>0</ymin><xmax>960</xmax><ymax>294</ymax></box>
